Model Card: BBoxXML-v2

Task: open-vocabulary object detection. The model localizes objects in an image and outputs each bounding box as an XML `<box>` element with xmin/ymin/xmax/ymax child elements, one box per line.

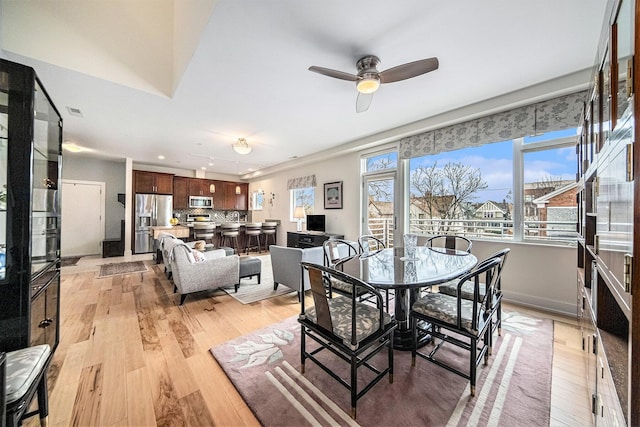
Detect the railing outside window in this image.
<box><xmin>367</xmin><ymin>217</ymin><xmax>578</xmax><ymax>245</ymax></box>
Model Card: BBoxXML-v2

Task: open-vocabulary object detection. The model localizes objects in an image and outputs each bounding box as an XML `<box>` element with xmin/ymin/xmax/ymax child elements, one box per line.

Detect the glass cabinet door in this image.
<box><xmin>0</xmin><ymin>71</ymin><xmax>7</xmax><ymax>281</ymax></box>
<box><xmin>30</xmin><ymin>79</ymin><xmax>61</xmax><ymax>276</ymax></box>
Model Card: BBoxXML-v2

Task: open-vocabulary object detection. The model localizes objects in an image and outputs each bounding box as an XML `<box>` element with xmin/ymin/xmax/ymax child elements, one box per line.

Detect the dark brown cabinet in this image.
<box><xmin>188</xmin><ymin>178</ymin><xmax>216</xmax><ymax>198</ymax></box>
<box><xmin>223</xmin><ymin>182</ymin><xmax>248</xmax><ymax>210</ymax></box>
<box><xmin>0</xmin><ymin>59</ymin><xmax>62</xmax><ymax>354</ymax></box>
<box><xmin>134</xmin><ymin>170</ymin><xmax>174</xmax><ymax>194</ymax></box>
<box><xmin>173</xmin><ymin>176</ymin><xmax>189</xmax><ymax>209</ymax></box>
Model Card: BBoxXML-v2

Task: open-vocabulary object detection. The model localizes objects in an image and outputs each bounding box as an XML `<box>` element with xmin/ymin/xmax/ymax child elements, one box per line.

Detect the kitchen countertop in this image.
<box><xmin>150</xmin><ymin>225</ymin><xmax>190</xmax><ymax>239</ymax></box>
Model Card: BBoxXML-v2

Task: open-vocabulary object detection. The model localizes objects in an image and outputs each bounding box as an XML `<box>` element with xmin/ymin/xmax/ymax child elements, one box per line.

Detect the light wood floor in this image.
<box><xmin>27</xmin><ymin>254</ymin><xmax>593</xmax><ymax>426</ymax></box>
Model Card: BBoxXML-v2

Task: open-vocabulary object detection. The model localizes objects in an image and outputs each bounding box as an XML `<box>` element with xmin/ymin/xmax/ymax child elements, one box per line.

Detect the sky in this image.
<box><xmin>369</xmin><ymin>128</ymin><xmax>578</xmax><ymax>204</ymax></box>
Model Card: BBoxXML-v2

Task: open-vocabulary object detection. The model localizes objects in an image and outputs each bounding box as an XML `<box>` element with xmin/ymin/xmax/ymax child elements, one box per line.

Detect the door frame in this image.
<box><xmin>61</xmin><ymin>179</ymin><xmax>106</xmax><ymax>256</ymax></box>
<box><xmin>361</xmin><ymin>170</ymin><xmax>399</xmax><ymax>247</ymax></box>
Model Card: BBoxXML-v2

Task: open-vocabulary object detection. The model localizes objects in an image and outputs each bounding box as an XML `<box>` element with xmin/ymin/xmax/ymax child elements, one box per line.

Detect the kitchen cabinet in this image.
<box><xmin>134</xmin><ymin>170</ymin><xmax>174</xmax><ymax>194</ymax></box>
<box><xmin>173</xmin><ymin>176</ymin><xmax>189</xmax><ymax>209</ymax></box>
<box><xmin>189</xmin><ymin>178</ymin><xmax>216</xmax><ymax>197</ymax></box>
<box><xmin>576</xmin><ymin>0</ymin><xmax>638</xmax><ymax>423</ymax></box>
<box><xmin>0</xmin><ymin>59</ymin><xmax>62</xmax><ymax>354</ymax></box>
<box><xmin>223</xmin><ymin>182</ymin><xmax>248</xmax><ymax>210</ymax></box>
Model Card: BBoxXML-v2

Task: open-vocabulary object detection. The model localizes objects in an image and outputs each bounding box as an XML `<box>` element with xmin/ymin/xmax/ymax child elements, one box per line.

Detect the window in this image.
<box><xmin>405</xmin><ymin>131</ymin><xmax>577</xmax><ymax>244</ymax></box>
<box><xmin>290</xmin><ymin>187</ymin><xmax>314</xmax><ymax>221</ymax></box>
<box><xmin>364</xmin><ymin>152</ymin><xmax>397</xmax><ymax>172</ymax></box>
<box><xmin>521</xmin><ymin>133</ymin><xmax>577</xmax><ymax>243</ymax></box>
<box><xmin>408</xmin><ymin>140</ymin><xmax>513</xmax><ymax>238</ymax></box>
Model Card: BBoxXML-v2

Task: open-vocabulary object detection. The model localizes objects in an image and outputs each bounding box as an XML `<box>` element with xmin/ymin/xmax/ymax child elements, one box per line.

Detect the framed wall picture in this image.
<box><xmin>324</xmin><ymin>181</ymin><xmax>343</xmax><ymax>209</ymax></box>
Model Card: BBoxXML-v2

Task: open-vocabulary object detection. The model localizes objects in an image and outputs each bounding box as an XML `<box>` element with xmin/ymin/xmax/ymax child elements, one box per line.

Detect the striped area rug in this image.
<box><xmin>210</xmin><ymin>311</ymin><xmax>553</xmax><ymax>426</ymax></box>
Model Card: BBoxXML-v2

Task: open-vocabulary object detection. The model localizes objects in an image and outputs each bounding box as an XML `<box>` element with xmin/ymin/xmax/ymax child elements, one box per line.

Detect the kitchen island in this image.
<box><xmin>150</xmin><ymin>225</ymin><xmax>190</xmax><ymax>240</ymax></box>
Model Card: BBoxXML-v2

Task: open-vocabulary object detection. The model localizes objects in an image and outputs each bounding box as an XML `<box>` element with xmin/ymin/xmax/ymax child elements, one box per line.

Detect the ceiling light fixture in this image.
<box><xmin>232</xmin><ymin>138</ymin><xmax>252</xmax><ymax>155</ymax></box>
<box><xmin>356</xmin><ymin>75</ymin><xmax>380</xmax><ymax>94</ymax></box>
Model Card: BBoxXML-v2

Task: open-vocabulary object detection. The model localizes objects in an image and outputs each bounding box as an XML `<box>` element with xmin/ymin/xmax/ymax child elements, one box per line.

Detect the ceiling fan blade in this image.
<box><xmin>356</xmin><ymin>92</ymin><xmax>374</xmax><ymax>113</ymax></box>
<box><xmin>379</xmin><ymin>57</ymin><xmax>439</xmax><ymax>84</ymax></box>
<box><xmin>308</xmin><ymin>66</ymin><xmax>359</xmax><ymax>81</ymax></box>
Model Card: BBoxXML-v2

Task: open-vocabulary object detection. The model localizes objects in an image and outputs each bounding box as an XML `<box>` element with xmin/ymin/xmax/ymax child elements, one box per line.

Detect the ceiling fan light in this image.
<box><xmin>232</xmin><ymin>138</ymin><xmax>252</xmax><ymax>155</ymax></box>
<box><xmin>356</xmin><ymin>77</ymin><xmax>380</xmax><ymax>94</ymax></box>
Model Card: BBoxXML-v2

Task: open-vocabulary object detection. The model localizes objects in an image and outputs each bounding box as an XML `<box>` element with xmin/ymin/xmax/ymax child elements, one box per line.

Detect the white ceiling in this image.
<box><xmin>0</xmin><ymin>0</ymin><xmax>607</xmax><ymax>178</ymax></box>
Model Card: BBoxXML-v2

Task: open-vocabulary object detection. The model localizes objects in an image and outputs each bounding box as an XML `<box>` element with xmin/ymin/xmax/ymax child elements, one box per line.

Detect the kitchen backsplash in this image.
<box><xmin>173</xmin><ymin>208</ymin><xmax>248</xmax><ymax>222</ymax></box>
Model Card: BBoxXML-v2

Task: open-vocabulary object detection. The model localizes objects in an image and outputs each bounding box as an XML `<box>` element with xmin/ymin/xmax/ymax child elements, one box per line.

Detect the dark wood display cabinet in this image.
<box><xmin>576</xmin><ymin>0</ymin><xmax>639</xmax><ymax>424</ymax></box>
<box><xmin>0</xmin><ymin>59</ymin><xmax>62</xmax><ymax>356</ymax></box>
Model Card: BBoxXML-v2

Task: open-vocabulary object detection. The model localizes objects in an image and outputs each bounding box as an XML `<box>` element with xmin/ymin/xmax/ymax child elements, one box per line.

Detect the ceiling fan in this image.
<box><xmin>308</xmin><ymin>55</ymin><xmax>439</xmax><ymax>113</ymax></box>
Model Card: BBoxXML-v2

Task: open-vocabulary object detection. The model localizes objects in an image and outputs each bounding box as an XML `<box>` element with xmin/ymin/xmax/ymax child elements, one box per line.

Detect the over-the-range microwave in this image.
<box><xmin>189</xmin><ymin>196</ymin><xmax>213</xmax><ymax>208</ymax></box>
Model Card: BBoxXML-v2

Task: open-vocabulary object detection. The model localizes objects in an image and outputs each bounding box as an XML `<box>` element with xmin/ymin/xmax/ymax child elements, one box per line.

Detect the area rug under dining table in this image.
<box><xmin>210</xmin><ymin>311</ymin><xmax>553</xmax><ymax>426</ymax></box>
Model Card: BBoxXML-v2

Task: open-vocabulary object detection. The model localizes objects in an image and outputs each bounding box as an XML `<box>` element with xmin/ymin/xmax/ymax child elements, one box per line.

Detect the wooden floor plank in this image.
<box><xmin>38</xmin><ymin>255</ymin><xmax>595</xmax><ymax>427</ymax></box>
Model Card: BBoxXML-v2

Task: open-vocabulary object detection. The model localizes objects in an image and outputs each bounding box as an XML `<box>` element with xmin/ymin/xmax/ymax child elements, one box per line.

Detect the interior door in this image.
<box><xmin>363</xmin><ymin>173</ymin><xmax>396</xmax><ymax>247</ymax></box>
<box><xmin>61</xmin><ymin>180</ymin><xmax>105</xmax><ymax>256</ymax></box>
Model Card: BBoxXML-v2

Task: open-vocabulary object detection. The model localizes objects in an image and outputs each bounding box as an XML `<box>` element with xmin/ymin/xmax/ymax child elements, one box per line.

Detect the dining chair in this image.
<box><xmin>425</xmin><ymin>235</ymin><xmax>472</xmax><ymax>254</ymax></box>
<box><xmin>410</xmin><ymin>256</ymin><xmax>502</xmax><ymax>396</ymax></box>
<box><xmin>357</xmin><ymin>234</ymin><xmax>385</xmax><ymax>254</ymax></box>
<box><xmin>322</xmin><ymin>239</ymin><xmax>369</xmax><ymax>299</ymax></box>
<box><xmin>438</xmin><ymin>248</ymin><xmax>510</xmax><ymax>353</ymax></box>
<box><xmin>298</xmin><ymin>262</ymin><xmax>397</xmax><ymax>419</ymax></box>
<box><xmin>358</xmin><ymin>235</ymin><xmax>393</xmax><ymax>310</ymax></box>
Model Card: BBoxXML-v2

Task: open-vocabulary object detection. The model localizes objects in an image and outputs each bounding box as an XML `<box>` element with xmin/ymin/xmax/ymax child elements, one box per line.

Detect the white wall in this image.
<box><xmin>249</xmin><ymin>151</ymin><xmax>361</xmax><ymax>244</ymax></box>
<box><xmin>469</xmin><ymin>239</ymin><xmax>577</xmax><ymax>316</ymax></box>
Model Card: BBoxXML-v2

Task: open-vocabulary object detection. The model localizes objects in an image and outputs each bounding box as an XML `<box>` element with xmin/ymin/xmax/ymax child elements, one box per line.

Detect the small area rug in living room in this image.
<box><xmin>98</xmin><ymin>261</ymin><xmax>148</xmax><ymax>278</ymax></box>
<box><xmin>221</xmin><ymin>254</ymin><xmax>296</xmax><ymax>304</ymax></box>
<box><xmin>210</xmin><ymin>311</ymin><xmax>553</xmax><ymax>426</ymax></box>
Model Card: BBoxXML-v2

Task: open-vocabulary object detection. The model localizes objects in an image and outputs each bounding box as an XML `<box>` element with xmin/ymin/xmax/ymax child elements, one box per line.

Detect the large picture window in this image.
<box><xmin>404</xmin><ymin>129</ymin><xmax>577</xmax><ymax>244</ymax></box>
<box><xmin>408</xmin><ymin>140</ymin><xmax>513</xmax><ymax>238</ymax></box>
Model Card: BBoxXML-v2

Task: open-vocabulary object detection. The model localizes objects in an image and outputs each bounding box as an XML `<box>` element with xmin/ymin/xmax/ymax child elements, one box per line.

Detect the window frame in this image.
<box><xmin>289</xmin><ymin>187</ymin><xmax>315</xmax><ymax>222</ymax></box>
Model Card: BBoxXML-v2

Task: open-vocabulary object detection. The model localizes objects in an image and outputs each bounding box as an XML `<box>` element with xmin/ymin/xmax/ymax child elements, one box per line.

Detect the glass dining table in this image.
<box><xmin>340</xmin><ymin>246</ymin><xmax>478</xmax><ymax>350</ymax></box>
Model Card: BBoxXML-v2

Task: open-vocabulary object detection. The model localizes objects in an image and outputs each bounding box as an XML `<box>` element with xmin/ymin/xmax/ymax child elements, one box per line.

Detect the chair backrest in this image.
<box><xmin>193</xmin><ymin>223</ymin><xmax>215</xmax><ymax>239</ymax></box>
<box><xmin>245</xmin><ymin>222</ymin><xmax>262</xmax><ymax>236</ymax></box>
<box><xmin>358</xmin><ymin>235</ymin><xmax>385</xmax><ymax>254</ymax></box>
<box><xmin>455</xmin><ymin>256</ymin><xmax>502</xmax><ymax>330</ymax></box>
<box><xmin>300</xmin><ymin>262</ymin><xmax>385</xmax><ymax>345</ymax></box>
<box><xmin>262</xmin><ymin>222</ymin><xmax>277</xmax><ymax>234</ymax></box>
<box><xmin>221</xmin><ymin>222</ymin><xmax>241</xmax><ymax>236</ymax></box>
<box><xmin>479</xmin><ymin>248</ymin><xmax>510</xmax><ymax>293</ymax></box>
<box><xmin>426</xmin><ymin>235</ymin><xmax>472</xmax><ymax>254</ymax></box>
<box><xmin>323</xmin><ymin>239</ymin><xmax>358</xmax><ymax>268</ymax></box>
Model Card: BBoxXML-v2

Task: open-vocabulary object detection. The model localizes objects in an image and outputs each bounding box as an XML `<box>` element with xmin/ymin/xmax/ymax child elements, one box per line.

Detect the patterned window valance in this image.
<box><xmin>399</xmin><ymin>90</ymin><xmax>587</xmax><ymax>159</ymax></box>
<box><xmin>287</xmin><ymin>174</ymin><xmax>317</xmax><ymax>190</ymax></box>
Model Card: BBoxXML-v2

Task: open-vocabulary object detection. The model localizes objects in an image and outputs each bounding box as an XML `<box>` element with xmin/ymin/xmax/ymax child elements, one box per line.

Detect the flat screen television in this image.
<box><xmin>306</xmin><ymin>214</ymin><xmax>326</xmax><ymax>233</ymax></box>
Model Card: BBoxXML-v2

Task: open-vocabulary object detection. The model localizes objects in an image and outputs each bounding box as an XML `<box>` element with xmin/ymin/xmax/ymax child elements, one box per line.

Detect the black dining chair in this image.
<box><xmin>437</xmin><ymin>248</ymin><xmax>510</xmax><ymax>353</ymax></box>
<box><xmin>298</xmin><ymin>262</ymin><xmax>397</xmax><ymax>419</ymax></box>
<box><xmin>410</xmin><ymin>256</ymin><xmax>502</xmax><ymax>396</ymax></box>
<box><xmin>358</xmin><ymin>235</ymin><xmax>393</xmax><ymax>310</ymax></box>
<box><xmin>425</xmin><ymin>235</ymin><xmax>472</xmax><ymax>254</ymax></box>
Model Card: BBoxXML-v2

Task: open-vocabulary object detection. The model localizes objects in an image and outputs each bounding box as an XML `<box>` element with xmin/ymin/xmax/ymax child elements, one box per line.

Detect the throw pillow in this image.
<box><xmin>193</xmin><ymin>250</ymin><xmax>207</xmax><ymax>263</ymax></box>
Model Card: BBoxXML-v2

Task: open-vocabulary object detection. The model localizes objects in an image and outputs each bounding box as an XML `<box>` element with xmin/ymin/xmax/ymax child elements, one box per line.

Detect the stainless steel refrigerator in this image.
<box><xmin>134</xmin><ymin>194</ymin><xmax>173</xmax><ymax>253</ymax></box>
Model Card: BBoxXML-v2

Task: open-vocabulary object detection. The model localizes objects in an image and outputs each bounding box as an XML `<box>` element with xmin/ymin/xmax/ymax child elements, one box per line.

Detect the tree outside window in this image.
<box><xmin>290</xmin><ymin>187</ymin><xmax>314</xmax><ymax>221</ymax></box>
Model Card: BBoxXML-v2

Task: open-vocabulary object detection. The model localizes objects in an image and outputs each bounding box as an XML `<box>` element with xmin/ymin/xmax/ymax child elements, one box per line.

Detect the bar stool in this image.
<box><xmin>5</xmin><ymin>344</ymin><xmax>51</xmax><ymax>427</ymax></box>
<box><xmin>220</xmin><ymin>223</ymin><xmax>241</xmax><ymax>254</ymax></box>
<box><xmin>262</xmin><ymin>222</ymin><xmax>277</xmax><ymax>250</ymax></box>
<box><xmin>193</xmin><ymin>223</ymin><xmax>216</xmax><ymax>245</ymax></box>
<box><xmin>244</xmin><ymin>222</ymin><xmax>262</xmax><ymax>254</ymax></box>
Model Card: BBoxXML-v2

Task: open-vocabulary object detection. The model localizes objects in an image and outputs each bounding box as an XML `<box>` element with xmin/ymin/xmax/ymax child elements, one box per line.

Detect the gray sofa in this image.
<box><xmin>169</xmin><ymin>242</ymin><xmax>240</xmax><ymax>305</ymax></box>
